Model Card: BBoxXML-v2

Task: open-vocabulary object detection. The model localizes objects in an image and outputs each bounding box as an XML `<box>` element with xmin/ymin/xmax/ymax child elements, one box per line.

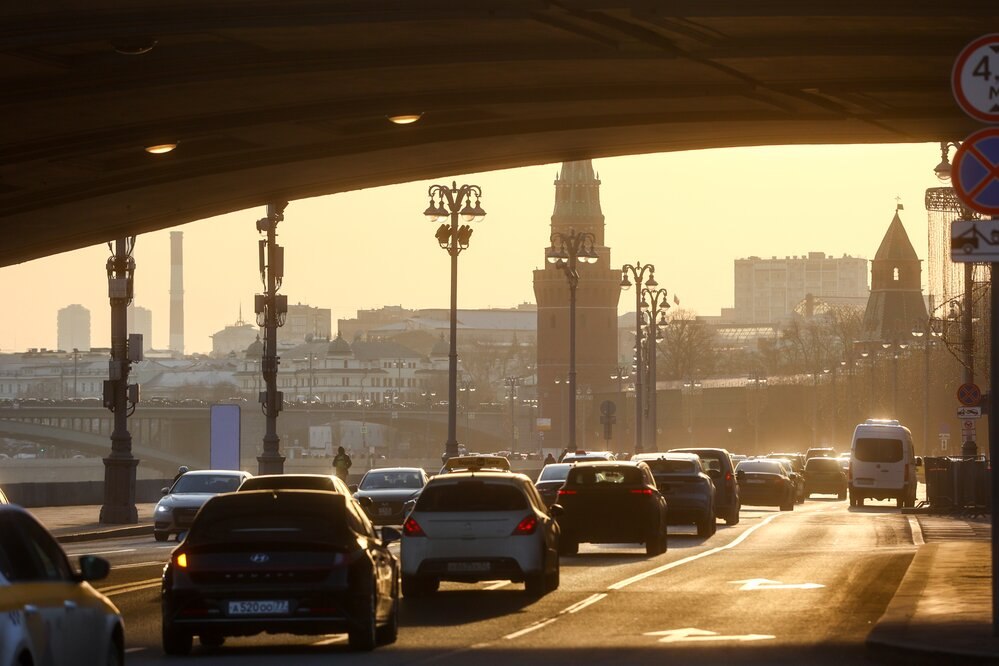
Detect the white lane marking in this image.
<box><xmin>124</xmin><ymin>648</ymin><xmax>146</xmax><ymax>654</ymax></box>
<box><xmin>907</xmin><ymin>515</ymin><xmax>925</xmax><ymax>546</ymax></box>
<box><xmin>561</xmin><ymin>593</ymin><xmax>607</xmax><ymax>614</ymax></box>
<box><xmin>645</xmin><ymin>628</ymin><xmax>775</xmax><ymax>643</ymax></box>
<box><xmin>502</xmin><ymin>617</ymin><xmax>559</xmax><ymax>640</ymax></box>
<box><xmin>484</xmin><ymin>580</ymin><xmax>510</xmax><ymax>590</ymax></box>
<box><xmin>112</xmin><ymin>561</ymin><xmax>166</xmax><ymax>570</ymax></box>
<box><xmin>730</xmin><ymin>578</ymin><xmax>824</xmax><ymax>591</ymax></box>
<box><xmin>312</xmin><ymin>635</ymin><xmax>348</xmax><ymax>646</ymax></box>
<box><xmin>99</xmin><ymin>578</ymin><xmax>161</xmax><ymax>597</ymax></box>
<box><xmin>65</xmin><ymin>548</ymin><xmax>136</xmax><ymax>556</ymax></box>
<box><xmin>608</xmin><ymin>512</ymin><xmax>784</xmax><ymax>591</ymax></box>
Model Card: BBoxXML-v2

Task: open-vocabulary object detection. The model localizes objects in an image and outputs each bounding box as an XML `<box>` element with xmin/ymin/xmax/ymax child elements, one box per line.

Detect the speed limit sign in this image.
<box><xmin>952</xmin><ymin>34</ymin><xmax>999</xmax><ymax>123</ymax></box>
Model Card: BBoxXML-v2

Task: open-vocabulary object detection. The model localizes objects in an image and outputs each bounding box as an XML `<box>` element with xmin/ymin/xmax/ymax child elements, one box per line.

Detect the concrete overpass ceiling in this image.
<box><xmin>0</xmin><ymin>2</ymin><xmax>991</xmax><ymax>266</ymax></box>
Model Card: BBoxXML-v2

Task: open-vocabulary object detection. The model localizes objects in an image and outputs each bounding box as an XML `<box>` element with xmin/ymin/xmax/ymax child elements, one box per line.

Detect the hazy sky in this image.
<box><xmin>1</xmin><ymin>142</ymin><xmax>944</xmax><ymax>354</ymax></box>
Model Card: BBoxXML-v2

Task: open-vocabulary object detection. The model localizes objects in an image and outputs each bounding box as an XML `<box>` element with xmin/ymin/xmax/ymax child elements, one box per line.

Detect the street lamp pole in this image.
<box><xmin>423</xmin><ymin>182</ymin><xmax>486</xmax><ymax>461</ymax></box>
<box><xmin>641</xmin><ymin>287</ymin><xmax>671</xmax><ymax>452</ymax></box>
<box><xmin>255</xmin><ymin>202</ymin><xmax>289</xmax><ymax>475</ymax></box>
<box><xmin>882</xmin><ymin>339</ymin><xmax>909</xmax><ymax>418</ymax></box>
<box><xmin>504</xmin><ymin>376</ymin><xmax>521</xmax><ymax>453</ymax></box>
<box><xmin>548</xmin><ymin>230</ymin><xmax>599</xmax><ymax>453</ymax></box>
<box><xmin>912</xmin><ymin>319</ymin><xmax>941</xmax><ymax>455</ymax></box>
<box><xmin>620</xmin><ymin>263</ymin><xmax>656</xmax><ymax>453</ymax></box>
<box><xmin>611</xmin><ymin>365</ymin><xmax>631</xmax><ymax>451</ymax></box>
<box><xmin>100</xmin><ymin>236</ymin><xmax>141</xmax><ymax>524</ymax></box>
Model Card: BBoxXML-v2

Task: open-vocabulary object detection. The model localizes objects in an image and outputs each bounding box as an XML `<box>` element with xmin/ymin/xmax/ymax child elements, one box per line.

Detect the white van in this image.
<box><xmin>848</xmin><ymin>419</ymin><xmax>919</xmax><ymax>508</ymax></box>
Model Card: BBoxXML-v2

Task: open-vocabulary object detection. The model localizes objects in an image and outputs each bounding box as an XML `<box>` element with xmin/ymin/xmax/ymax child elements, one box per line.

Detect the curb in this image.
<box><xmin>57</xmin><ymin>525</ymin><xmax>154</xmax><ymax>544</ymax></box>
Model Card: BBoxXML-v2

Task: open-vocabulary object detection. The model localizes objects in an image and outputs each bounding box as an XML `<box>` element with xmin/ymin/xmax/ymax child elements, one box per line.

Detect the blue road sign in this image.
<box><xmin>953</xmin><ymin>127</ymin><xmax>999</xmax><ymax>215</ymax></box>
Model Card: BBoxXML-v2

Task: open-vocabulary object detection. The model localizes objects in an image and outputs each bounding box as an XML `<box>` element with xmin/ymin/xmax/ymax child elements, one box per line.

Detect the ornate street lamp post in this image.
<box><xmin>255</xmin><ymin>202</ymin><xmax>289</xmax><ymax>474</ymax></box>
<box><xmin>423</xmin><ymin>182</ymin><xmax>485</xmax><ymax>461</ymax></box>
<box><xmin>641</xmin><ymin>286</ymin><xmax>672</xmax><ymax>452</ymax></box>
<box><xmin>100</xmin><ymin>236</ymin><xmax>142</xmax><ymax>524</ymax></box>
<box><xmin>620</xmin><ymin>263</ymin><xmax>656</xmax><ymax>453</ymax></box>
<box><xmin>547</xmin><ymin>230</ymin><xmax>599</xmax><ymax>452</ymax></box>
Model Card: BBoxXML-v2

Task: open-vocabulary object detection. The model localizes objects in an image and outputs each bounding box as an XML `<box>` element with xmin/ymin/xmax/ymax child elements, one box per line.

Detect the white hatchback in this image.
<box><xmin>400</xmin><ymin>471</ymin><xmax>560</xmax><ymax>597</ymax></box>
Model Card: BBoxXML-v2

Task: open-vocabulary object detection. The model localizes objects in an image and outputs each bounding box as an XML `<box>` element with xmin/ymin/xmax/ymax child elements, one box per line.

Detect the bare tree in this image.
<box><xmin>657</xmin><ymin>309</ymin><xmax>718</xmax><ymax>380</ymax></box>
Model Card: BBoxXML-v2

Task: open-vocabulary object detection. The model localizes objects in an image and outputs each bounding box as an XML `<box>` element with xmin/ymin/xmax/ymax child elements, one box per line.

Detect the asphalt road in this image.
<box><xmin>69</xmin><ymin>498</ymin><xmax>916</xmax><ymax>665</ymax></box>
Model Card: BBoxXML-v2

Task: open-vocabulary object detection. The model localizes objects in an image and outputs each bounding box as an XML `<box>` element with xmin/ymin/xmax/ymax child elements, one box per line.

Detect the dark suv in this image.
<box><xmin>668</xmin><ymin>448</ymin><xmax>741</xmax><ymax>525</ymax></box>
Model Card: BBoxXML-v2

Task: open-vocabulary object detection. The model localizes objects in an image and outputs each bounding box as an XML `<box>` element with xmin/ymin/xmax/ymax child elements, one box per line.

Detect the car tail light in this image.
<box><xmin>557</xmin><ymin>489</ymin><xmax>577</xmax><ymax>496</ymax></box>
<box><xmin>725</xmin><ymin>471</ymin><xmax>733</xmax><ymax>482</ymax></box>
<box><xmin>512</xmin><ymin>515</ymin><xmax>538</xmax><ymax>535</ymax></box>
<box><xmin>403</xmin><ymin>517</ymin><xmax>425</xmax><ymax>537</ymax></box>
<box><xmin>175</xmin><ymin>552</ymin><xmax>188</xmax><ymax>568</ymax></box>
<box><xmin>630</xmin><ymin>488</ymin><xmax>654</xmax><ymax>495</ymax></box>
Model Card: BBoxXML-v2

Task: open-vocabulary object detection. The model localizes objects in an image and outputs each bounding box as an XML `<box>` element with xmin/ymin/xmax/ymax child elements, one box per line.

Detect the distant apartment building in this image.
<box><xmin>723</xmin><ymin>252</ymin><xmax>869</xmax><ymax>324</ymax></box>
<box><xmin>57</xmin><ymin>304</ymin><xmax>90</xmax><ymax>352</ymax></box>
<box><xmin>127</xmin><ymin>304</ymin><xmax>153</xmax><ymax>351</ymax></box>
<box><xmin>339</xmin><ymin>304</ymin><xmax>538</xmax><ymax>347</ymax></box>
<box><xmin>281</xmin><ymin>303</ymin><xmax>332</xmax><ymax>345</ymax></box>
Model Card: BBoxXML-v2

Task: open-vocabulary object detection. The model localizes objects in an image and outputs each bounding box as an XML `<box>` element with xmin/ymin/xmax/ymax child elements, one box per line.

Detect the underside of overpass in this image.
<box><xmin>1</xmin><ymin>2</ymin><xmax>993</xmax><ymax>266</ymax></box>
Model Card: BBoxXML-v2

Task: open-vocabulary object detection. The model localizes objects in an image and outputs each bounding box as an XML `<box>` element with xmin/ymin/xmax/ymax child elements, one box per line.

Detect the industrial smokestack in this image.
<box><xmin>169</xmin><ymin>231</ymin><xmax>184</xmax><ymax>355</ymax></box>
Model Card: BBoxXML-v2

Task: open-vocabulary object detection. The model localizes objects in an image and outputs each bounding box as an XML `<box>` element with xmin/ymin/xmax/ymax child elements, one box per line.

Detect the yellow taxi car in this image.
<box><xmin>0</xmin><ymin>505</ymin><xmax>124</xmax><ymax>666</ymax></box>
<box><xmin>439</xmin><ymin>455</ymin><xmax>511</xmax><ymax>474</ymax></box>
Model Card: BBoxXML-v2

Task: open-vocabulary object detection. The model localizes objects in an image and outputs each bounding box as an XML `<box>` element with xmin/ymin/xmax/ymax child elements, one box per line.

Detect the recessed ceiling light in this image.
<box><xmin>387</xmin><ymin>113</ymin><xmax>423</xmax><ymax>125</ymax></box>
<box><xmin>144</xmin><ymin>142</ymin><xmax>178</xmax><ymax>154</ymax></box>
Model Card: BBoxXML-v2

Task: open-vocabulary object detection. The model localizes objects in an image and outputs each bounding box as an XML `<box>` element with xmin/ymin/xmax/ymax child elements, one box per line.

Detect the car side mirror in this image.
<box><xmin>348</xmin><ymin>484</ymin><xmax>359</xmax><ymax>493</ymax></box>
<box><xmin>77</xmin><ymin>555</ymin><xmax>110</xmax><ymax>582</ymax></box>
<box><xmin>736</xmin><ymin>469</ymin><xmax>746</xmax><ymax>479</ymax></box>
<box><xmin>161</xmin><ymin>487</ymin><xmax>169</xmax><ymax>495</ymax></box>
<box><xmin>403</xmin><ymin>499</ymin><xmax>417</xmax><ymax>514</ymax></box>
<box><xmin>381</xmin><ymin>526</ymin><xmax>402</xmax><ymax>544</ymax></box>
<box><xmin>788</xmin><ymin>472</ymin><xmax>798</xmax><ymax>480</ymax></box>
<box><xmin>358</xmin><ymin>496</ymin><xmax>373</xmax><ymax>509</ymax></box>
<box><xmin>915</xmin><ymin>457</ymin><xmax>923</xmax><ymax>467</ymax></box>
<box><xmin>707</xmin><ymin>469</ymin><xmax>721</xmax><ymax>480</ymax></box>
<box><xmin>549</xmin><ymin>503</ymin><xmax>564</xmax><ymax>517</ymax></box>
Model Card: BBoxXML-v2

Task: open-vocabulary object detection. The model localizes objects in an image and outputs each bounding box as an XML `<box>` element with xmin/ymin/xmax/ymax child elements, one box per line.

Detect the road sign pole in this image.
<box><xmin>991</xmin><ymin>252</ymin><xmax>999</xmax><ymax>637</ymax></box>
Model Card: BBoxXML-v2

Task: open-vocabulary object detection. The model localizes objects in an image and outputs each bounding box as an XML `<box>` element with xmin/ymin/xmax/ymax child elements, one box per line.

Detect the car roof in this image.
<box><xmin>570</xmin><ymin>460</ymin><xmax>643</xmax><ymax>468</ymax></box>
<box><xmin>363</xmin><ymin>467</ymin><xmax>425</xmax><ymax>474</ymax></box>
<box><xmin>669</xmin><ymin>447</ymin><xmax>731</xmax><ymax>455</ymax></box>
<box><xmin>426</xmin><ymin>470</ymin><xmax>529</xmax><ymax>484</ymax></box>
<box><xmin>181</xmin><ymin>469</ymin><xmax>250</xmax><ymax>476</ymax></box>
<box><xmin>441</xmin><ymin>455</ymin><xmax>511</xmax><ymax>472</ymax></box>
<box><xmin>632</xmin><ymin>452</ymin><xmax>700</xmax><ymax>462</ymax></box>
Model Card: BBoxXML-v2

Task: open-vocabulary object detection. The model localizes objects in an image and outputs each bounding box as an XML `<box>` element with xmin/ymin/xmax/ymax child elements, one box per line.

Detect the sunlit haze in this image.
<box><xmin>3</xmin><ymin>143</ymin><xmax>940</xmax><ymax>354</ymax></box>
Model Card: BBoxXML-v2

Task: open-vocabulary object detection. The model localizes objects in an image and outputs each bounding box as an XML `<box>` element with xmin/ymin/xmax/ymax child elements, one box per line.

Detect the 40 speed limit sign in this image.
<box><xmin>952</xmin><ymin>34</ymin><xmax>999</xmax><ymax>123</ymax></box>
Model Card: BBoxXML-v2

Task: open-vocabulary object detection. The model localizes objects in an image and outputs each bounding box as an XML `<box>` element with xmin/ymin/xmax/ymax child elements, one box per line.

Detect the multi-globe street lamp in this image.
<box><xmin>620</xmin><ymin>262</ymin><xmax>657</xmax><ymax>453</ymax></box>
<box><xmin>641</xmin><ymin>286</ymin><xmax>672</xmax><ymax>452</ymax></box>
<box><xmin>423</xmin><ymin>182</ymin><xmax>486</xmax><ymax>461</ymax></box>
<box><xmin>547</xmin><ymin>230</ymin><xmax>599</xmax><ymax>452</ymax></box>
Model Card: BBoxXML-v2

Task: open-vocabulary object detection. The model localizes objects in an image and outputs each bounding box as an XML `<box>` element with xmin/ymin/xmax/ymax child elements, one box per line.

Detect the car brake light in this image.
<box><xmin>175</xmin><ymin>552</ymin><xmax>188</xmax><ymax>568</ymax></box>
<box><xmin>725</xmin><ymin>471</ymin><xmax>733</xmax><ymax>482</ymax></box>
<box><xmin>512</xmin><ymin>515</ymin><xmax>538</xmax><ymax>535</ymax></box>
<box><xmin>557</xmin><ymin>489</ymin><xmax>577</xmax><ymax>496</ymax></box>
<box><xmin>403</xmin><ymin>517</ymin><xmax>425</xmax><ymax>537</ymax></box>
<box><xmin>630</xmin><ymin>488</ymin><xmax>654</xmax><ymax>495</ymax></box>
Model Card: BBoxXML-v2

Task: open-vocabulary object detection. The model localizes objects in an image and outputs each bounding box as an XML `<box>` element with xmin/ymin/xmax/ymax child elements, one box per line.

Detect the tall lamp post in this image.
<box><xmin>547</xmin><ymin>230</ymin><xmax>599</xmax><ymax>453</ymax></box>
<box><xmin>458</xmin><ymin>380</ymin><xmax>475</xmax><ymax>442</ymax></box>
<box><xmin>911</xmin><ymin>319</ymin><xmax>942</xmax><ymax>455</ymax></box>
<box><xmin>620</xmin><ymin>262</ymin><xmax>657</xmax><ymax>453</ymax></box>
<box><xmin>100</xmin><ymin>236</ymin><xmax>142</xmax><ymax>524</ymax></box>
<box><xmin>611</xmin><ymin>365</ymin><xmax>631</xmax><ymax>450</ymax></box>
<box><xmin>423</xmin><ymin>182</ymin><xmax>486</xmax><ymax>461</ymax></box>
<box><xmin>881</xmin><ymin>339</ymin><xmax>909</xmax><ymax>418</ymax></box>
<box><xmin>641</xmin><ymin>286</ymin><xmax>672</xmax><ymax>452</ymax></box>
<box><xmin>504</xmin><ymin>376</ymin><xmax>521</xmax><ymax>453</ymax></box>
<box><xmin>681</xmin><ymin>379</ymin><xmax>702</xmax><ymax>445</ymax></box>
<box><xmin>255</xmin><ymin>202</ymin><xmax>289</xmax><ymax>475</ymax></box>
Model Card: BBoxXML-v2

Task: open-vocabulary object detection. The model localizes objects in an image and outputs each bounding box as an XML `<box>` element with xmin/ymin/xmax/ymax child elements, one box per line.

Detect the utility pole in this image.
<box><xmin>255</xmin><ymin>202</ymin><xmax>288</xmax><ymax>475</ymax></box>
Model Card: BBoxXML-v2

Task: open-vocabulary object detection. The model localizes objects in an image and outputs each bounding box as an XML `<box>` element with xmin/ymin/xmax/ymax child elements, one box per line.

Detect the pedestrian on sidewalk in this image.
<box><xmin>333</xmin><ymin>446</ymin><xmax>352</xmax><ymax>481</ymax></box>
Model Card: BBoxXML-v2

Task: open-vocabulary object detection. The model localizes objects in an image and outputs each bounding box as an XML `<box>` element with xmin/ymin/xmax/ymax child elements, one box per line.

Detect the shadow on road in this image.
<box><xmin>400</xmin><ymin>587</ymin><xmax>534</xmax><ymax>627</ymax></box>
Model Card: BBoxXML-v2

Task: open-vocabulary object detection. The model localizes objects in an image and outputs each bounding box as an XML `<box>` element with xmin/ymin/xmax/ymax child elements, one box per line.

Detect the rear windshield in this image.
<box><xmin>854</xmin><ymin>438</ymin><xmax>903</xmax><ymax>463</ymax></box>
<box><xmin>805</xmin><ymin>457</ymin><xmax>842</xmax><ymax>472</ymax></box>
<box><xmin>240</xmin><ymin>477</ymin><xmax>336</xmax><ymax>492</ymax></box>
<box><xmin>417</xmin><ymin>480</ymin><xmax>527</xmax><ymax>512</ymax></box>
<box><xmin>645</xmin><ymin>459</ymin><xmax>697</xmax><ymax>475</ymax></box>
<box><xmin>188</xmin><ymin>495</ymin><xmax>350</xmax><ymax>545</ymax></box>
<box><xmin>537</xmin><ymin>465</ymin><xmax>571</xmax><ymax>482</ymax></box>
<box><xmin>172</xmin><ymin>474</ymin><xmax>243</xmax><ymax>494</ymax></box>
<box><xmin>736</xmin><ymin>460</ymin><xmax>782</xmax><ymax>474</ymax></box>
<box><xmin>565</xmin><ymin>466</ymin><xmax>643</xmax><ymax>486</ymax></box>
<box><xmin>359</xmin><ymin>471</ymin><xmax>424</xmax><ymax>490</ymax></box>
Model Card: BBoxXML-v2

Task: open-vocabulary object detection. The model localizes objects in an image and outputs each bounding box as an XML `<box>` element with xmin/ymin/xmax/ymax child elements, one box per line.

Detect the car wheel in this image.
<box><xmin>199</xmin><ymin>633</ymin><xmax>225</xmax><ymax>649</ymax></box>
<box><xmin>348</xmin><ymin>580</ymin><xmax>378</xmax><ymax>651</ymax></box>
<box><xmin>375</xmin><ymin>597</ymin><xmax>399</xmax><ymax>645</ymax></box>
<box><xmin>558</xmin><ymin>538</ymin><xmax>578</xmax><ymax>556</ymax></box>
<box><xmin>162</xmin><ymin>621</ymin><xmax>193</xmax><ymax>656</ymax></box>
<box><xmin>153</xmin><ymin>531</ymin><xmax>168</xmax><ymax>542</ymax></box>
<box><xmin>725</xmin><ymin>504</ymin><xmax>740</xmax><ymax>526</ymax></box>
<box><xmin>105</xmin><ymin>637</ymin><xmax>123</xmax><ymax>666</ymax></box>
<box><xmin>696</xmin><ymin>512</ymin><xmax>714</xmax><ymax>537</ymax></box>
<box><xmin>779</xmin><ymin>498</ymin><xmax>793</xmax><ymax>511</ymax></box>
<box><xmin>545</xmin><ymin>557</ymin><xmax>560</xmax><ymax>591</ymax></box>
<box><xmin>645</xmin><ymin>527</ymin><xmax>666</xmax><ymax>556</ymax></box>
<box><xmin>895</xmin><ymin>497</ymin><xmax>904</xmax><ymax>509</ymax></box>
<box><xmin>837</xmin><ymin>490</ymin><xmax>846</xmax><ymax>500</ymax></box>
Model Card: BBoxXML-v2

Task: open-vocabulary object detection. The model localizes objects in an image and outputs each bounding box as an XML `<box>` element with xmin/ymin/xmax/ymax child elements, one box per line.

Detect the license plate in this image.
<box><xmin>378</xmin><ymin>506</ymin><xmax>393</xmax><ymax>516</ymax></box>
<box><xmin>447</xmin><ymin>561</ymin><xmax>490</xmax><ymax>573</ymax></box>
<box><xmin>227</xmin><ymin>600</ymin><xmax>289</xmax><ymax>616</ymax></box>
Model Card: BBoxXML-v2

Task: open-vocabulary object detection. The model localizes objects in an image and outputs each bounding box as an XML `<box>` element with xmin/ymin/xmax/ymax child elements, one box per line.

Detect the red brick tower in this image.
<box><xmin>533</xmin><ymin>160</ymin><xmax>622</xmax><ymax>451</ymax></box>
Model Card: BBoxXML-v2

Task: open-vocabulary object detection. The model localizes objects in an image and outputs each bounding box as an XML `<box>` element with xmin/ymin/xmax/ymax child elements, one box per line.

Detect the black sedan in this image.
<box><xmin>534</xmin><ymin>463</ymin><xmax>572</xmax><ymax>507</ymax></box>
<box><xmin>554</xmin><ymin>461</ymin><xmax>668</xmax><ymax>556</ymax></box>
<box><xmin>636</xmin><ymin>453</ymin><xmax>716</xmax><ymax>537</ymax></box>
<box><xmin>735</xmin><ymin>459</ymin><xmax>796</xmax><ymax>511</ymax></box>
<box><xmin>161</xmin><ymin>490</ymin><xmax>400</xmax><ymax>654</ymax></box>
<box><xmin>352</xmin><ymin>467</ymin><xmax>428</xmax><ymax>525</ymax></box>
<box><xmin>804</xmin><ymin>456</ymin><xmax>848</xmax><ymax>499</ymax></box>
